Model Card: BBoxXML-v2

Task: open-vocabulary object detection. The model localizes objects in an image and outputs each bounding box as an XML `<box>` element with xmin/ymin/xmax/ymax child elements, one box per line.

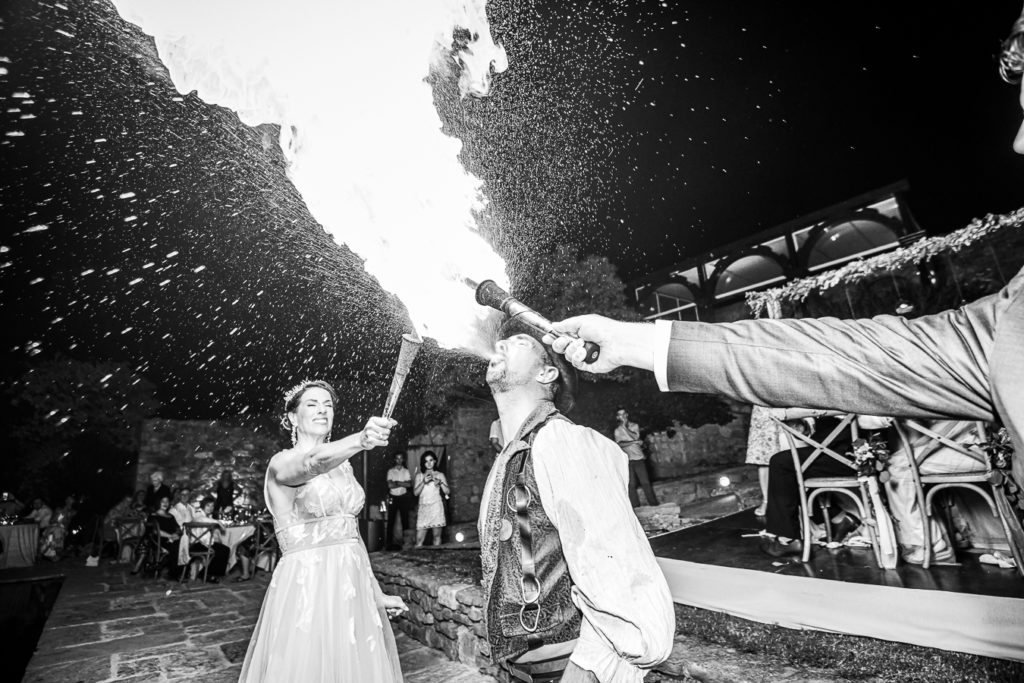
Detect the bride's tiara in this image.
<box><xmin>283</xmin><ymin>379</ymin><xmax>319</xmax><ymax>408</ymax></box>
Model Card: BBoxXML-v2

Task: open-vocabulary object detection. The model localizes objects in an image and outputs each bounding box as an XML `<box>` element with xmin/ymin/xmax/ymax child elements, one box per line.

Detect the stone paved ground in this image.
<box><xmin>22</xmin><ymin>557</ymin><xmax>497</xmax><ymax>683</ymax></box>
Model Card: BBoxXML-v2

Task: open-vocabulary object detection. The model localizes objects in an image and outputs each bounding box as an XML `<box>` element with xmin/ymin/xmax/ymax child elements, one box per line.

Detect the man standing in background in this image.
<box><xmin>385</xmin><ymin>452</ymin><xmax>413</xmax><ymax>550</ymax></box>
<box><xmin>615</xmin><ymin>409</ymin><xmax>658</xmax><ymax>507</ymax></box>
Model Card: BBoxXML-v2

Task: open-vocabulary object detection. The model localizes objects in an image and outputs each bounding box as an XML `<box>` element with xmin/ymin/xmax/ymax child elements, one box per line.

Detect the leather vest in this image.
<box><xmin>486</xmin><ymin>415</ymin><xmax>582</xmax><ymax>663</ymax></box>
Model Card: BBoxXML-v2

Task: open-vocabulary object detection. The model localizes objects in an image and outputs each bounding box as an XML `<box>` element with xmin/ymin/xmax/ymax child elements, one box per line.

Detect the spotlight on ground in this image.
<box><xmin>455</xmin><ymin>531</ymin><xmax>465</xmax><ymax>543</ymax></box>
<box><xmin>718</xmin><ymin>475</ymin><xmax>731</xmax><ymax>488</ymax></box>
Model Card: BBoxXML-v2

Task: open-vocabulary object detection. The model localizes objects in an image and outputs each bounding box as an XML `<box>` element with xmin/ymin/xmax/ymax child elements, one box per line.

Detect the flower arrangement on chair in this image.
<box><xmin>985</xmin><ymin>426</ymin><xmax>1015</xmax><ymax>473</ymax></box>
<box><xmin>849</xmin><ymin>433</ymin><xmax>892</xmax><ymax>480</ymax></box>
<box><xmin>985</xmin><ymin>426</ymin><xmax>1021</xmax><ymax>511</ymax></box>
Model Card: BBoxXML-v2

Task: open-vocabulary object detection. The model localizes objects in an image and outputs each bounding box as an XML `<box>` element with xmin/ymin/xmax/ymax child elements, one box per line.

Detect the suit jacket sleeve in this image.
<box><xmin>657</xmin><ymin>289</ymin><xmax>1005</xmax><ymax>422</ymax></box>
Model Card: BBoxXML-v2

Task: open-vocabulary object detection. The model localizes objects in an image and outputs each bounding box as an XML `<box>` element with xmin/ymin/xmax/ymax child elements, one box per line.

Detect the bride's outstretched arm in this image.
<box><xmin>272</xmin><ymin>416</ymin><xmax>395</xmax><ymax>487</ymax></box>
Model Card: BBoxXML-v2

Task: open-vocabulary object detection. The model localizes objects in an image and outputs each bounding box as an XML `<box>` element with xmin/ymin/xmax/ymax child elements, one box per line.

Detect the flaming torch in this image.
<box><xmin>464</xmin><ymin>278</ymin><xmax>601</xmax><ymax>364</ymax></box>
<box><xmin>382</xmin><ymin>332</ymin><xmax>424</xmax><ymax>419</ymax></box>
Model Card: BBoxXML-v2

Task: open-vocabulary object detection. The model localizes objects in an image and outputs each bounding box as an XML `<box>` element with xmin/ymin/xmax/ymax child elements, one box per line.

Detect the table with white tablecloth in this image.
<box><xmin>177</xmin><ymin>523</ymin><xmax>254</xmax><ymax>571</ymax></box>
<box><xmin>0</xmin><ymin>523</ymin><xmax>39</xmax><ymax>568</ymax></box>
<box><xmin>221</xmin><ymin>524</ymin><xmax>255</xmax><ymax>571</ymax></box>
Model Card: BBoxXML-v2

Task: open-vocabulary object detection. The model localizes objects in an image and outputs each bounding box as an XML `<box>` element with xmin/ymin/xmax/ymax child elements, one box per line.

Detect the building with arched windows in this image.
<box><xmin>631</xmin><ymin>181</ymin><xmax>921</xmax><ymax>323</ymax></box>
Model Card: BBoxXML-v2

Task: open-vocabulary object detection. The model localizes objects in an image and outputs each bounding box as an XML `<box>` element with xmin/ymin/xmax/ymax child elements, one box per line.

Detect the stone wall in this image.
<box><xmin>372</xmin><ymin>551</ymin><xmax>496</xmax><ymax>677</ymax></box>
<box><xmin>135</xmin><ymin>418</ymin><xmax>284</xmax><ymax>506</ymax></box>
<box><xmin>646</xmin><ymin>406</ymin><xmax>752</xmax><ymax>479</ymax></box>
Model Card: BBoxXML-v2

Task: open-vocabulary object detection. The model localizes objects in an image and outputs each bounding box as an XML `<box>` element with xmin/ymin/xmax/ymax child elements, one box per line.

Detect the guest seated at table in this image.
<box><xmin>144</xmin><ymin>472</ymin><xmax>172</xmax><ymax>512</ymax></box>
<box><xmin>130</xmin><ymin>489</ymin><xmax>148</xmax><ymax>515</ymax></box>
<box><xmin>218</xmin><ymin>503</ymin><xmax>235</xmax><ymax>522</ymax></box>
<box><xmin>25</xmin><ymin>498</ymin><xmax>53</xmax><ymax>528</ymax></box>
<box><xmin>104</xmin><ymin>493</ymin><xmax>147</xmax><ymax>562</ymax></box>
<box><xmin>760</xmin><ymin>411</ymin><xmax>892</xmax><ymax>557</ymax></box>
<box><xmin>0</xmin><ymin>492</ymin><xmax>25</xmax><ymax>518</ymax></box>
<box><xmin>233</xmin><ymin>535</ymin><xmax>255</xmax><ymax>582</ymax></box>
<box><xmin>186</xmin><ymin>496</ymin><xmax>230</xmax><ymax>583</ymax></box>
<box><xmin>885</xmin><ymin>419</ymin><xmax>1007</xmax><ymax>565</ymax></box>
<box><xmin>40</xmin><ymin>495</ymin><xmax>78</xmax><ymax>561</ymax></box>
<box><xmin>101</xmin><ymin>493</ymin><xmax>132</xmax><ymax>548</ymax></box>
<box><xmin>170</xmin><ymin>487</ymin><xmax>193</xmax><ymax>526</ymax></box>
<box><xmin>132</xmin><ymin>495</ymin><xmax>181</xmax><ymax>577</ymax></box>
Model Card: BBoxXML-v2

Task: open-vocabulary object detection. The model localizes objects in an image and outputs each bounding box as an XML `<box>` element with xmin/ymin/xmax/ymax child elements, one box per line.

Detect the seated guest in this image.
<box><xmin>186</xmin><ymin>496</ymin><xmax>230</xmax><ymax>582</ymax></box>
<box><xmin>233</xmin><ymin>535</ymin><xmax>255</xmax><ymax>582</ymax></box>
<box><xmin>885</xmin><ymin>419</ymin><xmax>1005</xmax><ymax>564</ymax></box>
<box><xmin>105</xmin><ymin>493</ymin><xmax>147</xmax><ymax>562</ymax></box>
<box><xmin>170</xmin><ymin>487</ymin><xmax>193</xmax><ymax>526</ymax></box>
<box><xmin>105</xmin><ymin>494</ymin><xmax>133</xmax><ymax>523</ymax></box>
<box><xmin>144</xmin><ymin>472</ymin><xmax>172</xmax><ymax>512</ymax></box>
<box><xmin>132</xmin><ymin>495</ymin><xmax>181</xmax><ymax>577</ymax></box>
<box><xmin>760</xmin><ymin>411</ymin><xmax>891</xmax><ymax>557</ymax></box>
<box><xmin>0</xmin><ymin>493</ymin><xmax>25</xmax><ymax>518</ymax></box>
<box><xmin>130</xmin><ymin>489</ymin><xmax>148</xmax><ymax>514</ymax></box>
<box><xmin>102</xmin><ymin>493</ymin><xmax>133</xmax><ymax>546</ymax></box>
<box><xmin>25</xmin><ymin>498</ymin><xmax>53</xmax><ymax>528</ymax></box>
<box><xmin>40</xmin><ymin>495</ymin><xmax>78</xmax><ymax>561</ymax></box>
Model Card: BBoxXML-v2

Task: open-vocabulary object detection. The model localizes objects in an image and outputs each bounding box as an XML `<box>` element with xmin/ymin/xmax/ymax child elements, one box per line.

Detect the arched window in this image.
<box><xmin>805</xmin><ymin>218</ymin><xmax>899</xmax><ymax>271</ymax></box>
<box><xmin>713</xmin><ymin>254</ymin><xmax>786</xmax><ymax>299</ymax></box>
<box><xmin>641</xmin><ymin>282</ymin><xmax>699</xmax><ymax>320</ymax></box>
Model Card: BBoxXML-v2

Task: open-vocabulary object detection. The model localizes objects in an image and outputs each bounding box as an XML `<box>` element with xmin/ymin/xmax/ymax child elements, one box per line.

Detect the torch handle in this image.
<box><xmin>579</xmin><ymin>340</ymin><xmax>601</xmax><ymax>364</ymax></box>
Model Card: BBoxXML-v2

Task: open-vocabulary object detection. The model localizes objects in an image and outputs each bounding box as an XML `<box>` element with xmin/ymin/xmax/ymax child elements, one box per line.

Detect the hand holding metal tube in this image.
<box><xmin>546</xmin><ymin>314</ymin><xmax>659</xmax><ymax>374</ymax></box>
<box><xmin>468</xmin><ymin>279</ymin><xmax>601</xmax><ymax>364</ymax></box>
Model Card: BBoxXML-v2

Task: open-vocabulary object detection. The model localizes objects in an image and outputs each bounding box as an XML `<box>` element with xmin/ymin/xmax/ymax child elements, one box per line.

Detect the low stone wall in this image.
<box><xmin>652</xmin><ymin>464</ymin><xmax>758</xmax><ymax>508</ymax></box>
<box><xmin>647</xmin><ymin>408</ymin><xmax>752</xmax><ymax>479</ymax></box>
<box><xmin>371</xmin><ymin>550</ymin><xmax>495</xmax><ymax>676</ymax></box>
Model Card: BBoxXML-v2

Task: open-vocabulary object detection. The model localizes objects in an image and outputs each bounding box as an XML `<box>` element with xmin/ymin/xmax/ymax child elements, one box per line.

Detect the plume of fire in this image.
<box><xmin>112</xmin><ymin>0</ymin><xmax>510</xmax><ymax>348</ymax></box>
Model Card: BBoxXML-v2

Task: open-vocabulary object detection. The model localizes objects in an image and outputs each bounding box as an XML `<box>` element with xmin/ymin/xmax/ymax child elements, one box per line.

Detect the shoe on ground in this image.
<box><xmin>760</xmin><ymin>537</ymin><xmax>805</xmax><ymax>558</ymax></box>
<box><xmin>901</xmin><ymin>543</ymin><xmax>955</xmax><ymax>565</ymax></box>
<box><xmin>831</xmin><ymin>514</ymin><xmax>860</xmax><ymax>543</ymax></box>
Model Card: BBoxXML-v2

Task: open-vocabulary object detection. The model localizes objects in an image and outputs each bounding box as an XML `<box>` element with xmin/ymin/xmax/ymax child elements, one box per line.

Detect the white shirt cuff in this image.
<box><xmin>569</xmin><ymin>627</ymin><xmax>645</xmax><ymax>683</ymax></box>
<box><xmin>653</xmin><ymin>320</ymin><xmax>673</xmax><ymax>392</ymax></box>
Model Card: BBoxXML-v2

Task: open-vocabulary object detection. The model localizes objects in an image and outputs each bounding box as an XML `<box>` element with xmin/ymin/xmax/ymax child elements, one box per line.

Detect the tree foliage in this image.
<box><xmin>5</xmin><ymin>356</ymin><xmax>159</xmax><ymax>501</ymax></box>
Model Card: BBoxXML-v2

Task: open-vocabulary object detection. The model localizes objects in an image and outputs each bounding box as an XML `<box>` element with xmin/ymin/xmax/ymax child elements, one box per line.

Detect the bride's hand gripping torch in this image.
<box><xmin>463</xmin><ymin>278</ymin><xmax>601</xmax><ymax>364</ymax></box>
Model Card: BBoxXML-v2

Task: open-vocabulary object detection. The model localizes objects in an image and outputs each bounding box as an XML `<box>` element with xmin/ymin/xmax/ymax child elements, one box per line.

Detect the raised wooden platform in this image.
<box><xmin>651</xmin><ymin>508</ymin><xmax>1024</xmax><ymax>662</ymax></box>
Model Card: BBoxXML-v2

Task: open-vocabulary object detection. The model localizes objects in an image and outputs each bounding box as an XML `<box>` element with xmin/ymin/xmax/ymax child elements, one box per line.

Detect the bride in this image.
<box><xmin>239</xmin><ymin>380</ymin><xmax>407</xmax><ymax>682</ymax></box>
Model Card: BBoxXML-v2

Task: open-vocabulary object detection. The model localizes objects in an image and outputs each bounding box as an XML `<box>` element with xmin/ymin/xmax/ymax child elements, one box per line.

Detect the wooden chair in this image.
<box><xmin>892</xmin><ymin>419</ymin><xmax>1024</xmax><ymax>576</ymax></box>
<box><xmin>179</xmin><ymin>522</ymin><xmax>218</xmax><ymax>583</ymax></box>
<box><xmin>140</xmin><ymin>519</ymin><xmax>171</xmax><ymax>578</ymax></box>
<box><xmin>252</xmin><ymin>515</ymin><xmax>279</xmax><ymax>576</ymax></box>
<box><xmin>112</xmin><ymin>516</ymin><xmax>145</xmax><ymax>564</ymax></box>
<box><xmin>772</xmin><ymin>414</ymin><xmax>886</xmax><ymax>567</ymax></box>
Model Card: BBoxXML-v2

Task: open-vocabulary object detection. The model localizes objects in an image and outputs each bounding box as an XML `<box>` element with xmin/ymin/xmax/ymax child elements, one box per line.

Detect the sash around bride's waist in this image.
<box><xmin>274</xmin><ymin>513</ymin><xmax>360</xmax><ymax>554</ymax></box>
<box><xmin>275</xmin><ymin>512</ymin><xmax>356</xmax><ymax>534</ymax></box>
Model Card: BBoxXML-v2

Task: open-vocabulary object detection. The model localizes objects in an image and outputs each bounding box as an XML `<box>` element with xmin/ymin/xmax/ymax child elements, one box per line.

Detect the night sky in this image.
<box><xmin>2</xmin><ymin>0</ymin><xmax>1022</xmax><ymax>422</ymax></box>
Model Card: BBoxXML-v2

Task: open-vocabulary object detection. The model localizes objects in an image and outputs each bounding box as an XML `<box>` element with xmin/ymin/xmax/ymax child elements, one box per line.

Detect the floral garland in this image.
<box><xmin>985</xmin><ymin>426</ymin><xmax>1015</xmax><ymax>472</ymax></box>
<box><xmin>984</xmin><ymin>426</ymin><xmax>1022</xmax><ymax>513</ymax></box>
<box><xmin>848</xmin><ymin>433</ymin><xmax>892</xmax><ymax>479</ymax></box>
<box><xmin>747</xmin><ymin>207</ymin><xmax>1024</xmax><ymax>318</ymax></box>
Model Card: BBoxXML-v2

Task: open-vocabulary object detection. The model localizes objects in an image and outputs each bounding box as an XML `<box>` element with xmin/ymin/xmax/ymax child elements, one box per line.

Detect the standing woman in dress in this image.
<box><xmin>413</xmin><ymin>451</ymin><xmax>448</xmax><ymax>547</ymax></box>
<box><xmin>239</xmin><ymin>380</ymin><xmax>407</xmax><ymax>683</ymax></box>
